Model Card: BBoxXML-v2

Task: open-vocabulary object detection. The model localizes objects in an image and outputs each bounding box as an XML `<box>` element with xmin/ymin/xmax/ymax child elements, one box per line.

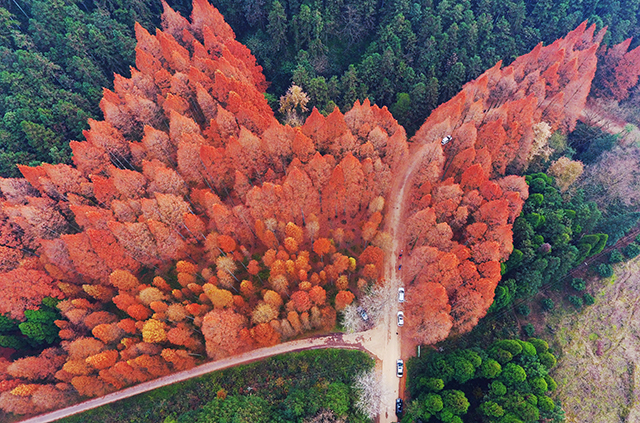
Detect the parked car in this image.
<box><xmin>356</xmin><ymin>306</ymin><xmax>369</xmax><ymax>322</ymax></box>
<box><xmin>397</xmin><ymin>311</ymin><xmax>404</xmax><ymax>326</ymax></box>
<box><xmin>396</xmin><ymin>359</ymin><xmax>404</xmax><ymax>377</ymax></box>
<box><xmin>441</xmin><ymin>135</ymin><xmax>452</xmax><ymax>145</ymax></box>
<box><xmin>398</xmin><ymin>287</ymin><xmax>405</xmax><ymax>302</ymax></box>
<box><xmin>396</xmin><ymin>398</ymin><xmax>403</xmax><ymax>416</ymax></box>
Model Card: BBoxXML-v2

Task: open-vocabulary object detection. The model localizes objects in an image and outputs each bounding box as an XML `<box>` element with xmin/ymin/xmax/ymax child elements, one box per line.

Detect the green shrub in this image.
<box><xmin>451</xmin><ymin>357</ymin><xmax>476</xmax><ymax>384</ymax></box>
<box><xmin>539</xmin><ymin>352</ymin><xmax>557</xmax><ymax>369</ymax></box>
<box><xmin>526</xmin><ymin>213</ymin><xmax>545</xmax><ymax>228</ymax></box>
<box><xmin>523</xmin><ymin>323</ymin><xmax>535</xmax><ymax>337</ymax></box>
<box><xmin>506</xmin><ymin>250</ymin><xmax>524</xmax><ymax>269</ymax></box>
<box><xmin>568</xmin><ymin>295</ymin><xmax>583</xmax><ymax>308</ymax></box>
<box><xmin>570</xmin><ymin>278</ymin><xmax>586</xmax><ymax>291</ymax></box>
<box><xmin>530</xmin><ymin>377</ymin><xmax>548</xmax><ymax>395</ymax></box>
<box><xmin>480</xmin><ymin>401</ymin><xmax>505</xmax><ymax>418</ymax></box>
<box><xmin>490</xmin><ymin>380</ymin><xmax>507</xmax><ymax>397</ymax></box>
<box><xmin>457</xmin><ymin>350</ymin><xmax>481</xmax><ymax>368</ymax></box>
<box><xmin>538</xmin><ymin>395</ymin><xmax>555</xmax><ymax>412</ymax></box>
<box><xmin>490</xmin><ymin>348</ymin><xmax>513</xmax><ymax>364</ymax></box>
<box><xmin>540</xmin><ymin>298</ymin><xmax>554</xmax><ymax>311</ymax></box>
<box><xmin>528</xmin><ymin>193</ymin><xmax>544</xmax><ymax>206</ymax></box>
<box><xmin>527</xmin><ymin>338</ymin><xmax>549</xmax><ymax>354</ymax></box>
<box><xmin>516</xmin><ymin>304</ymin><xmax>531</xmax><ymax>317</ymax></box>
<box><xmin>0</xmin><ymin>314</ymin><xmax>18</xmax><ymax>333</ymax></box>
<box><xmin>500</xmin><ymin>363</ymin><xmax>527</xmax><ymax>385</ymax></box>
<box><xmin>478</xmin><ymin>359</ymin><xmax>502</xmax><ymax>379</ymax></box>
<box><xmin>609</xmin><ymin>250</ymin><xmax>624</xmax><ymax>264</ymax></box>
<box><xmin>624</xmin><ymin>242</ymin><xmax>640</xmax><ymax>259</ymax></box>
<box><xmin>441</xmin><ymin>390</ymin><xmax>469</xmax><ymax>415</ymax></box>
<box><xmin>419</xmin><ymin>377</ymin><xmax>444</xmax><ymax>392</ymax></box>
<box><xmin>544</xmin><ymin>375</ymin><xmax>558</xmax><ymax>391</ymax></box>
<box><xmin>492</xmin><ymin>340</ymin><xmax>523</xmax><ymax>356</ymax></box>
<box><xmin>596</xmin><ymin>263</ymin><xmax>613</xmax><ymax>278</ymax></box>
<box><xmin>424</xmin><ymin>393</ymin><xmax>444</xmax><ymax>414</ymax></box>
<box><xmin>583</xmin><ymin>293</ymin><xmax>595</xmax><ymax>306</ymax></box>
<box><xmin>589</xmin><ymin>233</ymin><xmax>609</xmax><ymax>256</ymax></box>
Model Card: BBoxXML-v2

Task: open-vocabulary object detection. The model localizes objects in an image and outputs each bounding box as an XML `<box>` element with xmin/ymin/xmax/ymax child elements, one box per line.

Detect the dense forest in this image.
<box><xmin>405</xmin><ymin>338</ymin><xmax>562</xmax><ymax>422</ymax></box>
<box><xmin>0</xmin><ymin>0</ymin><xmax>604</xmax><ymax>415</ymax></box>
<box><xmin>0</xmin><ymin>0</ymin><xmax>640</xmax><ymax>421</ymax></box>
<box><xmin>2</xmin><ymin>0</ymin><xmax>640</xmax><ymax>176</ymax></box>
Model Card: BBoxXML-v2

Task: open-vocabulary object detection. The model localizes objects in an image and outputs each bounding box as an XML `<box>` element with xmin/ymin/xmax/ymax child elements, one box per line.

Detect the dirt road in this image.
<box><xmin>375</xmin><ymin>133</ymin><xmax>447</xmax><ymax>421</ymax></box>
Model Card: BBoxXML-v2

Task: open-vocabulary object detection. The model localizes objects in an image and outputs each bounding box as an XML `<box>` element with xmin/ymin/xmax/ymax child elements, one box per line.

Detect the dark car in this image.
<box><xmin>396</xmin><ymin>398</ymin><xmax>403</xmax><ymax>416</ymax></box>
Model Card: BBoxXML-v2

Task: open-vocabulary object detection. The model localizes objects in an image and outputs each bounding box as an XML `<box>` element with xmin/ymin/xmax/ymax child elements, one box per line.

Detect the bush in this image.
<box><xmin>540</xmin><ymin>298</ymin><xmax>554</xmax><ymax>311</ymax></box>
<box><xmin>538</xmin><ymin>352</ymin><xmax>557</xmax><ymax>369</ymax></box>
<box><xmin>424</xmin><ymin>393</ymin><xmax>444</xmax><ymax>414</ymax></box>
<box><xmin>570</xmin><ymin>278</ymin><xmax>586</xmax><ymax>291</ymax></box>
<box><xmin>441</xmin><ymin>390</ymin><xmax>470</xmax><ymax>415</ymax></box>
<box><xmin>527</xmin><ymin>338</ymin><xmax>549</xmax><ymax>354</ymax></box>
<box><xmin>478</xmin><ymin>359</ymin><xmax>502</xmax><ymax>379</ymax></box>
<box><xmin>538</xmin><ymin>395</ymin><xmax>555</xmax><ymax>412</ymax></box>
<box><xmin>518</xmin><ymin>340</ymin><xmax>537</xmax><ymax>356</ymax></box>
<box><xmin>596</xmin><ymin>263</ymin><xmax>613</xmax><ymax>278</ymax></box>
<box><xmin>490</xmin><ymin>380</ymin><xmax>507</xmax><ymax>397</ymax></box>
<box><xmin>624</xmin><ymin>242</ymin><xmax>640</xmax><ymax>259</ymax></box>
<box><xmin>583</xmin><ymin>293</ymin><xmax>595</xmax><ymax>306</ymax></box>
<box><xmin>451</xmin><ymin>357</ymin><xmax>476</xmax><ymax>384</ymax></box>
<box><xmin>523</xmin><ymin>323</ymin><xmax>535</xmax><ymax>337</ymax></box>
<box><xmin>492</xmin><ymin>340</ymin><xmax>523</xmax><ymax>356</ymax></box>
<box><xmin>480</xmin><ymin>401</ymin><xmax>505</xmax><ymax>418</ymax></box>
<box><xmin>544</xmin><ymin>375</ymin><xmax>558</xmax><ymax>391</ymax></box>
<box><xmin>530</xmin><ymin>377</ymin><xmax>548</xmax><ymax>395</ymax></box>
<box><xmin>500</xmin><ymin>363</ymin><xmax>527</xmax><ymax>385</ymax></box>
<box><xmin>568</xmin><ymin>295</ymin><xmax>583</xmax><ymax>308</ymax></box>
<box><xmin>609</xmin><ymin>250</ymin><xmax>624</xmax><ymax>264</ymax></box>
<box><xmin>420</xmin><ymin>377</ymin><xmax>444</xmax><ymax>392</ymax></box>
<box><xmin>516</xmin><ymin>304</ymin><xmax>531</xmax><ymax>317</ymax></box>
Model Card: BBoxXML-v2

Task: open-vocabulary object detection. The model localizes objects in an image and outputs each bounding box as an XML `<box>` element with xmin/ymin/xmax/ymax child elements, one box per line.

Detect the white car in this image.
<box><xmin>441</xmin><ymin>135</ymin><xmax>452</xmax><ymax>145</ymax></box>
<box><xmin>396</xmin><ymin>359</ymin><xmax>404</xmax><ymax>377</ymax></box>
<box><xmin>398</xmin><ymin>287</ymin><xmax>405</xmax><ymax>303</ymax></box>
<box><xmin>397</xmin><ymin>311</ymin><xmax>404</xmax><ymax>326</ymax></box>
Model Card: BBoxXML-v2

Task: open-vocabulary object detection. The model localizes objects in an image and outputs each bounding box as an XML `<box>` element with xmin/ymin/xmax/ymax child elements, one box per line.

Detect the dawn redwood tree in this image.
<box><xmin>0</xmin><ymin>0</ymin><xmax>605</xmax><ymax>414</ymax></box>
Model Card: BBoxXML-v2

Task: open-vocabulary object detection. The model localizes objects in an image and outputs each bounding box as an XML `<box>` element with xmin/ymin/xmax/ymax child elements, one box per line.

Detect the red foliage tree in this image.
<box><xmin>201</xmin><ymin>309</ymin><xmax>248</xmax><ymax>360</ymax></box>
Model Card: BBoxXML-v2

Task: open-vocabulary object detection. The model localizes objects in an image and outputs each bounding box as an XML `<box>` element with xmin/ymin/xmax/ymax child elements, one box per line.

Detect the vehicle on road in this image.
<box><xmin>397</xmin><ymin>311</ymin><xmax>404</xmax><ymax>326</ymax></box>
<box><xmin>399</xmin><ymin>249</ymin><xmax>403</xmax><ymax>258</ymax></box>
<box><xmin>356</xmin><ymin>306</ymin><xmax>369</xmax><ymax>322</ymax></box>
<box><xmin>441</xmin><ymin>135</ymin><xmax>452</xmax><ymax>145</ymax></box>
<box><xmin>398</xmin><ymin>287</ymin><xmax>405</xmax><ymax>302</ymax></box>
<box><xmin>396</xmin><ymin>398</ymin><xmax>403</xmax><ymax>416</ymax></box>
<box><xmin>396</xmin><ymin>359</ymin><xmax>404</xmax><ymax>377</ymax></box>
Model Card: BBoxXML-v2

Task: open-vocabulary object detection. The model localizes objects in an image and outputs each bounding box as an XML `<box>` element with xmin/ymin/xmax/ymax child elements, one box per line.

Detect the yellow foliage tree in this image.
<box><xmin>142</xmin><ymin>319</ymin><xmax>167</xmax><ymax>343</ymax></box>
<box><xmin>547</xmin><ymin>157</ymin><xmax>584</xmax><ymax>192</ymax></box>
<box><xmin>203</xmin><ymin>284</ymin><xmax>233</xmax><ymax>309</ymax></box>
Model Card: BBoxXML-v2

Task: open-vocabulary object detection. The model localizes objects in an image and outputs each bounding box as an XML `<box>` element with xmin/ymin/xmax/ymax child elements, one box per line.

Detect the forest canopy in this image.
<box><xmin>0</xmin><ymin>0</ymin><xmax>630</xmax><ymax>419</ymax></box>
